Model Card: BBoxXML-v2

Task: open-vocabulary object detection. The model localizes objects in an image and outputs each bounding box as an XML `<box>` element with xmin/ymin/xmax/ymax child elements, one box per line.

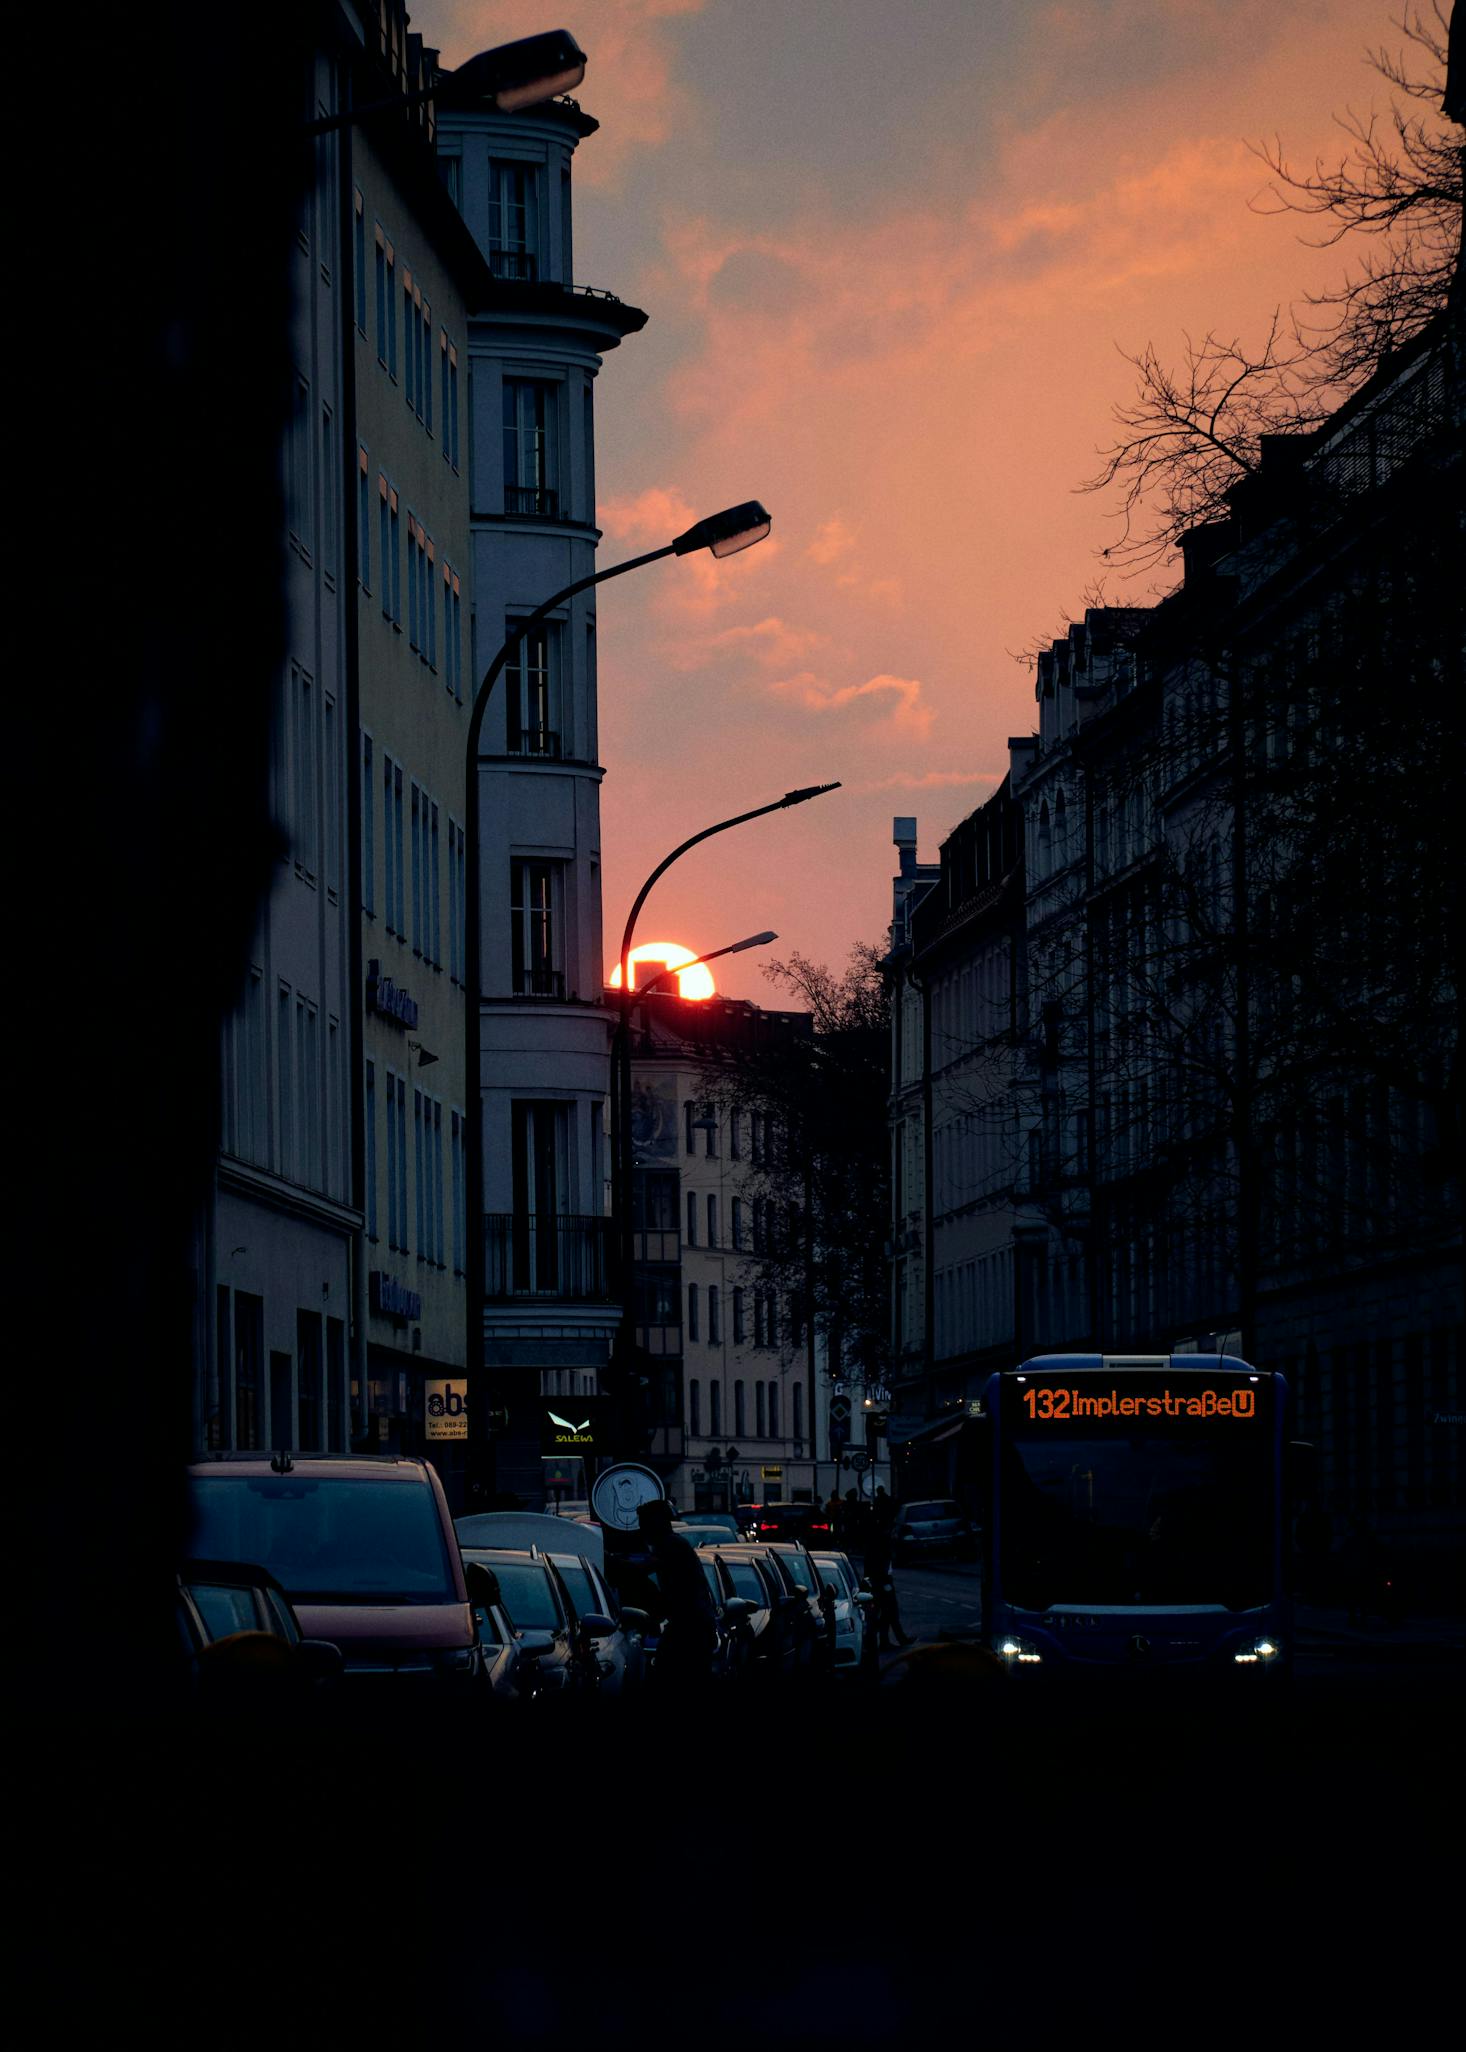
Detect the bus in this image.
<box><xmin>980</xmin><ymin>1353</ymin><xmax>1298</xmax><ymax>1680</ymax></box>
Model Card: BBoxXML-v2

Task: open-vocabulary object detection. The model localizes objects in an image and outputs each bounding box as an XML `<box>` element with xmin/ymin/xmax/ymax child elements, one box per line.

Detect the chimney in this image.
<box><xmin>893</xmin><ymin>816</ymin><xmax>919</xmax><ymax>877</ymax></box>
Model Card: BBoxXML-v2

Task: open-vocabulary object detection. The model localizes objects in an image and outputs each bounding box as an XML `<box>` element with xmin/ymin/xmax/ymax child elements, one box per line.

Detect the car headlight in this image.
<box><xmin>1234</xmin><ymin>1637</ymin><xmax>1283</xmax><ymax>1665</ymax></box>
<box><xmin>996</xmin><ymin>1636</ymin><xmax>1043</xmax><ymax>1665</ymax></box>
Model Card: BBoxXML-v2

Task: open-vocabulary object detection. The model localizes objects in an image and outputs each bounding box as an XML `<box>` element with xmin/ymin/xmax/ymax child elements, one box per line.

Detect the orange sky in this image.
<box><xmin>411</xmin><ymin>0</ymin><xmax>1433</xmax><ymax>998</ymax></box>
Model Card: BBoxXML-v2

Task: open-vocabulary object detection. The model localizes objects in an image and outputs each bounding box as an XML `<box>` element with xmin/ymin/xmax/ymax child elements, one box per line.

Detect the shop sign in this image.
<box><xmin>426</xmin><ymin>1380</ymin><xmax>468</xmax><ymax>1441</ymax></box>
<box><xmin>541</xmin><ymin>1397</ymin><xmax>605</xmax><ymax>1454</ymax></box>
<box><xmin>366</xmin><ymin>959</ymin><xmax>419</xmax><ymax>1030</ymax></box>
<box><xmin>760</xmin><ymin>1464</ymin><xmax>783</xmax><ymax>1481</ymax></box>
<box><xmin>370</xmin><ymin>1271</ymin><xmax>422</xmax><ymax>1323</ymax></box>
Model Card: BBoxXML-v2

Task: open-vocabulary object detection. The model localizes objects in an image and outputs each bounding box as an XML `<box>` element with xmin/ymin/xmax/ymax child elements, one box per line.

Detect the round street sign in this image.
<box><xmin>589</xmin><ymin>1462</ymin><xmax>666</xmax><ymax>1533</ymax></box>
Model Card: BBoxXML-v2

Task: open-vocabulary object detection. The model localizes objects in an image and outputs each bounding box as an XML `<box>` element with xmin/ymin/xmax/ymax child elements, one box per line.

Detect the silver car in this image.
<box><xmin>809</xmin><ymin>1550</ymin><xmax>873</xmax><ymax>1673</ymax></box>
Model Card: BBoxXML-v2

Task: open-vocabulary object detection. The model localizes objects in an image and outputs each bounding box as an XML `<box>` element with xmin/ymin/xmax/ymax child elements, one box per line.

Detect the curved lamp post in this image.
<box><xmin>305</xmin><ymin>29</ymin><xmax>588</xmax><ymax>136</ymax></box>
<box><xmin>464</xmin><ymin>502</ymin><xmax>772</xmax><ymax>1507</ymax></box>
<box><xmin>608</xmin><ymin>783</ymin><xmax>841</xmax><ymax>1458</ymax></box>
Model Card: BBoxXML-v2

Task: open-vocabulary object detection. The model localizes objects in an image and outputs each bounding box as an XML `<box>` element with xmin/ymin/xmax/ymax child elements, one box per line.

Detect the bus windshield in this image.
<box><xmin>1000</xmin><ymin>1376</ymin><xmax>1271</xmax><ymax>1612</ymax></box>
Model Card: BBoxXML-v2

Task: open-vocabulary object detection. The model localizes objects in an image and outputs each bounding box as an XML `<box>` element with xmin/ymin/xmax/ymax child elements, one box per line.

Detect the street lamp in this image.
<box><xmin>607</xmin><ymin>784</ymin><xmax>841</xmax><ymax>1459</ymax></box>
<box><xmin>305</xmin><ymin>29</ymin><xmax>588</xmax><ymax>135</ymax></box>
<box><xmin>463</xmin><ymin>503</ymin><xmax>773</xmax><ymax>1509</ymax></box>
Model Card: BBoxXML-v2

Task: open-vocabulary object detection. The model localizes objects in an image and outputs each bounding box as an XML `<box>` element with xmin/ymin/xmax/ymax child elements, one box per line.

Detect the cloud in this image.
<box><xmin>598</xmin><ymin>484</ymin><xmax>700</xmax><ymax>544</ymax></box>
<box><xmin>806</xmin><ymin>516</ymin><xmax>857</xmax><ymax>566</ymax></box>
<box><xmin>772</xmin><ymin>671</ymin><xmax>934</xmax><ymax>740</ymax></box>
<box><xmin>857</xmin><ymin>770</ymin><xmax>1004</xmax><ymax>792</ymax></box>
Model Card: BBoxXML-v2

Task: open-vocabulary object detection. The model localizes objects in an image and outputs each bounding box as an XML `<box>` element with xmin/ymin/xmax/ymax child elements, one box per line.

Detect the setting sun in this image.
<box><xmin>608</xmin><ymin>942</ymin><xmax>716</xmax><ymax>1000</ymax></box>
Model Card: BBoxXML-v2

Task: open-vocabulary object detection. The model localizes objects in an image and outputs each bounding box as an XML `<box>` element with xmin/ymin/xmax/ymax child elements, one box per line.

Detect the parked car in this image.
<box><xmin>460</xmin><ymin>1546</ymin><xmax>617</xmax><ymax>1698</ymax></box>
<box><xmin>890</xmin><ymin>1499</ymin><xmax>978</xmax><ymax>1563</ymax></box>
<box><xmin>809</xmin><ymin>1550</ymin><xmax>874</xmax><ymax>1674</ymax></box>
<box><xmin>763</xmin><ymin>1542</ymin><xmax>829</xmax><ymax>1650</ymax></box>
<box><xmin>673</xmin><ymin>1520</ymin><xmax>739</xmax><ymax>1550</ymax></box>
<box><xmin>708</xmin><ymin>1546</ymin><xmax>816</xmax><ymax>1680</ymax></box>
<box><xmin>680</xmin><ymin>1512</ymin><xmax>743</xmax><ymax>1544</ymax></box>
<box><xmin>752</xmin><ymin>1503</ymin><xmax>836</xmax><ymax>1547</ymax></box>
<box><xmin>187</xmin><ymin>1454</ymin><xmax>479</xmax><ymax>1690</ymax></box>
<box><xmin>736</xmin><ymin>1504</ymin><xmax>763</xmax><ymax>1539</ymax></box>
<box><xmin>177</xmin><ymin>1557</ymin><xmax>343</xmax><ymax>1703</ymax></box>
<box><xmin>463</xmin><ymin>1561</ymin><xmax>529</xmax><ymax>1703</ymax></box>
<box><xmin>456</xmin><ymin>1511</ymin><xmax>644</xmax><ymax>1695</ymax></box>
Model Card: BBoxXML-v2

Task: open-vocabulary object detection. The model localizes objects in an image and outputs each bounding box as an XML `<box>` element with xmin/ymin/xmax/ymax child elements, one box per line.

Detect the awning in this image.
<box><xmin>889</xmin><ymin>1412</ymin><xmax>968</xmax><ymax>1449</ymax></box>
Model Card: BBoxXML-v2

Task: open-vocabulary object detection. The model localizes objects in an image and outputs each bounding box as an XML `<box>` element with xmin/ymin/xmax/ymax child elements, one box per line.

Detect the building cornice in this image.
<box><xmin>218</xmin><ymin>1158</ymin><xmax>362</xmax><ymax>1236</ymax></box>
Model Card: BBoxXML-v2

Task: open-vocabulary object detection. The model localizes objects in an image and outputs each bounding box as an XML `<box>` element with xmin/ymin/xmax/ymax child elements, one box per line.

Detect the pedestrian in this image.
<box><xmin>872</xmin><ymin>1486</ymin><xmax>895</xmax><ymax>1536</ymax></box>
<box><xmin>637</xmin><ymin>1498</ymin><xmax>717</xmax><ymax>1691</ymax></box>
<box><xmin>826</xmin><ymin>1494</ymin><xmax>845</xmax><ymax>1548</ymax></box>
<box><xmin>863</xmin><ymin>1522</ymin><xmax>912</xmax><ymax>1651</ymax></box>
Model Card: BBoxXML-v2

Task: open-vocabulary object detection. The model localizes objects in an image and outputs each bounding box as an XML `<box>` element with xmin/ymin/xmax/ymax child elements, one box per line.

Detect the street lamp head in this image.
<box><xmin>671</xmin><ymin>501</ymin><xmax>773</xmax><ymax>559</ymax></box>
<box><xmin>727</xmin><ymin>930</ymin><xmax>778</xmax><ymax>953</ymax></box>
<box><xmin>780</xmin><ymin>782</ymin><xmax>842</xmax><ymax>808</ymax></box>
<box><xmin>439</xmin><ymin>30</ymin><xmax>587</xmax><ymax>114</ymax></box>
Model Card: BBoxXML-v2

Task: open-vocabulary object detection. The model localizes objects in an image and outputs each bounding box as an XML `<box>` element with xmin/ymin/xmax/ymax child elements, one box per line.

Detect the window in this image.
<box><xmin>755</xmin><ymin>1382</ymin><xmax>766</xmax><ymax>1437</ymax></box>
<box><xmin>366</xmin><ymin>1060</ymin><xmax>378</xmax><ymax>1240</ymax></box>
<box><xmin>234</xmin><ymin>1292</ymin><xmax>263</xmax><ymax>1451</ymax></box>
<box><xmin>449</xmin><ymin>345</ymin><xmax>460</xmax><ymax>467</ymax></box>
<box><xmin>324</xmin><ymin>693</ymin><xmax>339</xmax><ymax>898</ymax></box>
<box><xmin>702</xmin><ymin>1106</ymin><xmax>717</xmax><ymax>1159</ymax></box>
<box><xmin>767</xmin><ymin>1294</ymin><xmax>778</xmax><ymax>1350</ymax></box>
<box><xmin>504</xmin><ymin>622</ymin><xmax>559</xmax><ymax>755</ymax></box>
<box><xmin>386</xmin><ymin>242</ymin><xmax>397</xmax><ymax>378</ymax></box>
<box><xmin>451</xmin><ymin>1108</ymin><xmax>465</xmax><ymax>1275</ymax></box>
<box><xmin>320</xmin><ymin>405</ymin><xmax>335</xmax><ymax>578</ymax></box>
<box><xmin>437</xmin><ymin>154</ymin><xmax>461</xmax><ymax>208</ymax></box>
<box><xmin>393</xmin><ymin>1075</ymin><xmax>408</xmax><ymax>1250</ymax></box>
<box><xmin>502</xmin><ymin>379</ymin><xmax>557</xmax><ymax>516</ymax></box>
<box><xmin>734</xmin><ymin>1381</ymin><xmax>745</xmax><ymax>1436</ymax></box>
<box><xmin>509</xmin><ymin>858</ymin><xmax>563</xmax><ymax>998</ymax></box>
<box><xmin>687</xmin><ymin>1284</ymin><xmax>699</xmax><ymax>1342</ymax></box>
<box><xmin>276</xmin><ymin>984</ymin><xmax>293</xmax><ymax>1179</ymax></box>
<box><xmin>429</xmin><ymin>802</ymin><xmax>441</xmax><ymax>967</ymax></box>
<box><xmin>706</xmin><ymin>1194</ymin><xmax>718</xmax><ymax>1247</ymax></box>
<box><xmin>411</xmin><ymin>783</ymin><xmax>423</xmax><ymax>953</ymax></box>
<box><xmin>291</xmin><ymin>662</ymin><xmax>317</xmax><ymax>883</ymax></box>
<box><xmin>768</xmin><ymin>1382</ymin><xmax>779</xmax><ymax>1438</ymax></box>
<box><xmin>414</xmin><ymin>1088</ymin><xmax>426</xmax><ymax>1261</ymax></box>
<box><xmin>421</xmin><ymin>297</ymin><xmax>432</xmax><ymax>431</ymax></box>
<box><xmin>326</xmin><ymin>1318</ymin><xmax>345</xmax><ymax>1452</ymax></box>
<box><xmin>690</xmin><ymin>1380</ymin><xmax>701</xmax><ymax>1436</ymax></box>
<box><xmin>354</xmin><ymin>191</ymin><xmax>367</xmax><ymax>332</ymax></box>
<box><xmin>733</xmin><ymin>1286</ymin><xmax>745</xmax><ymax>1343</ymax></box>
<box><xmin>708</xmin><ymin>1287</ymin><xmax>720</xmax><ymax>1345</ymax></box>
<box><xmin>685</xmin><ymin>1191</ymin><xmax>697</xmax><ymax>1247</ymax></box>
<box><xmin>754</xmin><ymin>1290</ymin><xmax>765</xmax><ymax>1348</ymax></box>
<box><xmin>792</xmin><ymin>1383</ymin><xmax>803</xmax><ymax>1441</ymax></box>
<box><xmin>488</xmin><ymin>160</ymin><xmax>537</xmax><ymax>278</ymax></box>
<box><xmin>729</xmin><ymin>1110</ymin><xmax>741</xmax><ymax>1159</ymax></box>
<box><xmin>710</xmin><ymin>1381</ymin><xmax>722</xmax><ymax>1436</ymax></box>
<box><xmin>374</xmin><ymin>224</ymin><xmax>387</xmax><ymax>362</ymax></box>
<box><xmin>448</xmin><ymin>818</ymin><xmax>464</xmax><ymax>982</ymax></box>
<box><xmin>357</xmin><ymin>447</ymin><xmax>371</xmax><ymax>588</ymax></box>
<box><xmin>297</xmin><ymin>1311</ymin><xmax>322</xmax><ymax>1452</ymax></box>
<box><xmin>288</xmin><ymin>373</ymin><xmax>312</xmax><ymax>556</ymax></box>
<box><xmin>378</xmin><ymin>474</ymin><xmax>391</xmax><ymax>616</ymax></box>
<box><xmin>403</xmin><ymin>269</ymin><xmax>416</xmax><ymax>412</ymax></box>
<box><xmin>389</xmin><ymin>488</ymin><xmax>401</xmax><ymax>624</ymax></box>
<box><xmin>406</xmin><ymin>515</ymin><xmax>420</xmax><ymax>649</ymax></box>
<box><xmin>425</xmin><ymin>539</ymin><xmax>437</xmax><ymax>669</ymax></box>
<box><xmin>731</xmin><ymin>1197</ymin><xmax>743</xmax><ymax>1250</ymax></box>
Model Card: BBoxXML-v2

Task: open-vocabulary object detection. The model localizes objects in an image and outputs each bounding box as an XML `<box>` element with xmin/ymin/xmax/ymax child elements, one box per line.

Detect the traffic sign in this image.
<box><xmin>830</xmin><ymin>1395</ymin><xmax>851</xmax><ymax>1425</ymax></box>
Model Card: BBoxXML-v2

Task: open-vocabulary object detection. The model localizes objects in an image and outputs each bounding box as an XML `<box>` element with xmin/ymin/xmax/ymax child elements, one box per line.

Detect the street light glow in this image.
<box><xmin>610</xmin><ymin>942</ymin><xmax>716</xmax><ymax>1000</ymax></box>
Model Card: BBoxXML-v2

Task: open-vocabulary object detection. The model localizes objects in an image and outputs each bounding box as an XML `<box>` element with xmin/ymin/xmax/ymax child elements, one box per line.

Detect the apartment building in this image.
<box><xmin>435</xmin><ymin>84</ymin><xmax>648</xmax><ymax>1505</ymax></box>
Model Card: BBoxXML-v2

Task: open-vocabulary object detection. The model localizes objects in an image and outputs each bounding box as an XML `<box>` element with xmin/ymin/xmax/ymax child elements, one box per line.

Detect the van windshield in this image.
<box><xmin>189</xmin><ymin>1477</ymin><xmax>458</xmax><ymax>1603</ymax></box>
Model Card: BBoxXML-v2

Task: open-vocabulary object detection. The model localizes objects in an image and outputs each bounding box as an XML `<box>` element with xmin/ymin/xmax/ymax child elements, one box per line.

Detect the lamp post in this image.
<box><xmin>463</xmin><ymin>502</ymin><xmax>773</xmax><ymax>1509</ymax></box>
<box><xmin>305</xmin><ymin>29</ymin><xmax>589</xmax><ymax>136</ymax></box>
<box><xmin>607</xmin><ymin>783</ymin><xmax>841</xmax><ymax>1460</ymax></box>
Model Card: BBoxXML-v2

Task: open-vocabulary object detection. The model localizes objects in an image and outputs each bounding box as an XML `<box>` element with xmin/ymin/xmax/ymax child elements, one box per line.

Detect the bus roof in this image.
<box><xmin>1007</xmin><ymin>1354</ymin><xmax>1262</xmax><ymax>1375</ymax></box>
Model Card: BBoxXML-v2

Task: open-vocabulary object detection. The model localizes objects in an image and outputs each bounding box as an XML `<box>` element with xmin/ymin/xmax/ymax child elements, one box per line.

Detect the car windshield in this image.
<box><xmin>186</xmin><ymin>1582</ymin><xmax>259</xmax><ymax>1640</ymax></box>
<box><xmin>690</xmin><ymin>1514</ymin><xmax>739</xmax><ymax>1536</ymax></box>
<box><xmin>480</xmin><ymin>1559</ymin><xmax>564</xmax><ymax>1631</ymax></box>
<box><xmin>1000</xmin><ymin>1432</ymin><xmax>1271</xmax><ymax>1610</ymax></box>
<box><xmin>905</xmin><ymin>1503</ymin><xmax>958</xmax><ymax>1524</ymax></box>
<box><xmin>189</xmin><ymin>1477</ymin><xmax>458</xmax><ymax>1602</ymax></box>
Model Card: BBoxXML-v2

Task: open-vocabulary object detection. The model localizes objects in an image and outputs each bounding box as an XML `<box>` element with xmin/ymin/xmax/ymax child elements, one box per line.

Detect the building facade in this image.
<box><xmin>435</xmin><ymin>83</ymin><xmax>648</xmax><ymax>1505</ymax></box>
<box><xmin>625</xmin><ymin>989</ymin><xmax>868</xmax><ymax>1510</ymax></box>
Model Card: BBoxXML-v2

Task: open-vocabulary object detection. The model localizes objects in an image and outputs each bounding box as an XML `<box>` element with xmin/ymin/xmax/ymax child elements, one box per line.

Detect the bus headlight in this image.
<box><xmin>996</xmin><ymin>1636</ymin><xmax>1043</xmax><ymax>1665</ymax></box>
<box><xmin>1234</xmin><ymin>1637</ymin><xmax>1282</xmax><ymax>1664</ymax></box>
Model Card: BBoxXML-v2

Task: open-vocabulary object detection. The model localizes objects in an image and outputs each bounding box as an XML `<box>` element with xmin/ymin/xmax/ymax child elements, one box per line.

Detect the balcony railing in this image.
<box><xmin>484</xmin><ymin>1213</ymin><xmax>614</xmax><ymax>1301</ymax></box>
<box><xmin>514</xmin><ymin>967</ymin><xmax>566</xmax><ymax>1000</ymax></box>
<box><xmin>489</xmin><ymin>249</ymin><xmax>537</xmax><ymax>282</ymax></box>
<box><xmin>508</xmin><ymin>728</ymin><xmax>562</xmax><ymax>759</ymax></box>
<box><xmin>505</xmin><ymin>485</ymin><xmax>558</xmax><ymax>518</ymax></box>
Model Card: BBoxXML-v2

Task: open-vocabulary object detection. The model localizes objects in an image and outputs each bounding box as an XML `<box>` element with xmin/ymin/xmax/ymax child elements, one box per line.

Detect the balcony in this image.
<box><xmin>484</xmin><ymin>1213</ymin><xmax>613</xmax><ymax>1301</ymax></box>
<box><xmin>504</xmin><ymin>485</ymin><xmax>559</xmax><ymax>518</ymax></box>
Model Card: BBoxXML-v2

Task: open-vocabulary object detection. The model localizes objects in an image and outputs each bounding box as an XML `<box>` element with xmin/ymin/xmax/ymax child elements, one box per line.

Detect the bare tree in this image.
<box><xmin>1079</xmin><ymin>313</ymin><xmax>1334</xmax><ymax>573</ymax></box>
<box><xmin>1251</xmin><ymin>3</ymin><xmax>1463</xmax><ymax>382</ymax></box>
<box><xmin>1081</xmin><ymin>6</ymin><xmax>1461</xmax><ymax>573</ymax></box>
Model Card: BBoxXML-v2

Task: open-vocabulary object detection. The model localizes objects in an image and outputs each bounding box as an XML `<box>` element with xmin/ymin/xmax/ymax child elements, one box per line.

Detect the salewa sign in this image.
<box><xmin>365</xmin><ymin>960</ymin><xmax>419</xmax><ymax>1030</ymax></box>
<box><xmin>540</xmin><ymin>1399</ymin><xmax>604</xmax><ymax>1453</ymax></box>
